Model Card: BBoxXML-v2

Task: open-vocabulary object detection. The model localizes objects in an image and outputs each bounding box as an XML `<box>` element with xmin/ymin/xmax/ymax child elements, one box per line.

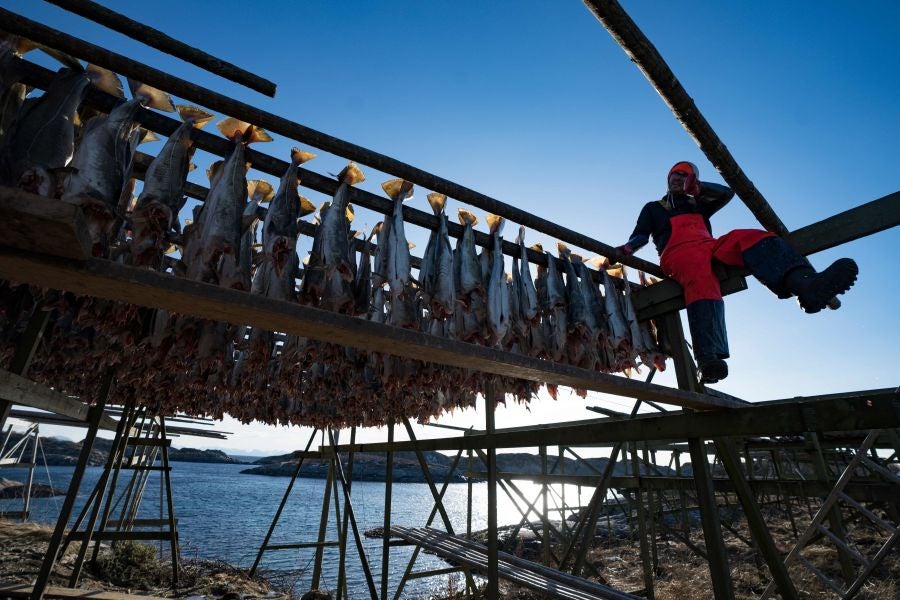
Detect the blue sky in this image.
<box><xmin>9</xmin><ymin>1</ymin><xmax>899</xmax><ymax>454</ymax></box>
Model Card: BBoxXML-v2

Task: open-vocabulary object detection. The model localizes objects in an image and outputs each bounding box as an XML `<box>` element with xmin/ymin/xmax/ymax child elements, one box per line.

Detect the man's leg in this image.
<box><xmin>716</xmin><ymin>234</ymin><xmax>858</xmax><ymax>313</ymax></box>
<box><xmin>661</xmin><ymin>241</ymin><xmax>729</xmax><ymax>384</ymax></box>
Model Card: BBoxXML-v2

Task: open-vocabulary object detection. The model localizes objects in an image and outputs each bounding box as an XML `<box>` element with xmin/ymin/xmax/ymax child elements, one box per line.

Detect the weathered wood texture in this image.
<box><xmin>335</xmin><ymin>389</ymin><xmax>900</xmax><ymax>453</ymax></box>
<box><xmin>0</xmin><ymin>186</ymin><xmax>91</xmax><ymax>259</ymax></box>
<box><xmin>390</xmin><ymin>526</ymin><xmax>641</xmax><ymax>600</ymax></box>
<box><xmin>0</xmin><ymin>583</ymin><xmax>170</xmax><ymax>600</ymax></box>
<box><xmin>582</xmin><ymin>0</ymin><xmax>790</xmax><ymax>239</ymax></box>
<box><xmin>0</xmin><ymin>368</ymin><xmax>118</xmax><ymax>430</ymax></box>
<box><xmin>43</xmin><ymin>0</ymin><xmax>276</xmax><ymax>96</ymax></box>
<box><xmin>0</xmin><ymin>8</ymin><xmax>663</xmax><ymax>277</ymax></box>
<box><xmin>0</xmin><ymin>248</ymin><xmax>736</xmax><ymax>411</ymax></box>
<box><xmin>789</xmin><ymin>190</ymin><xmax>900</xmax><ymax>254</ymax></box>
<box><xmin>8</xmin><ymin>408</ymin><xmax>227</xmax><ymax>438</ymax></box>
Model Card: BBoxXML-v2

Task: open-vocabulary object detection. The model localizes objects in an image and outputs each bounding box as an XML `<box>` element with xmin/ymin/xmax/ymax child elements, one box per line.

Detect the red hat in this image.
<box><xmin>668</xmin><ymin>161</ymin><xmax>699</xmax><ymax>180</ymax></box>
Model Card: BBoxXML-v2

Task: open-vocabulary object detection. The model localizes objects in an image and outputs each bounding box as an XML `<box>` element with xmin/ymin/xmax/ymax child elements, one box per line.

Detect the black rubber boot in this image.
<box><xmin>698</xmin><ymin>358</ymin><xmax>728</xmax><ymax>385</ymax></box>
<box><xmin>783</xmin><ymin>258</ymin><xmax>859</xmax><ymax>314</ymax></box>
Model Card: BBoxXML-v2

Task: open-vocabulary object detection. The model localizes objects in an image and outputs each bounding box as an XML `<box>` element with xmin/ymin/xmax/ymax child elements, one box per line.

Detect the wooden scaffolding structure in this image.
<box><xmin>0</xmin><ymin>1</ymin><xmax>897</xmax><ymax>599</ymax></box>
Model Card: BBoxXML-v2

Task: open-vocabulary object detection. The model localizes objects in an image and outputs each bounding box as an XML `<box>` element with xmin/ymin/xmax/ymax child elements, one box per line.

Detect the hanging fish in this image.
<box><xmin>132</xmin><ymin>105</ymin><xmax>215</xmax><ymax>267</ymax></box>
<box><xmin>485</xmin><ymin>214</ymin><xmax>510</xmax><ymax>345</ymax></box>
<box><xmin>263</xmin><ymin>148</ymin><xmax>315</xmax><ymax>279</ymax></box>
<box><xmin>186</xmin><ymin>117</ymin><xmax>271</xmax><ymax>288</ymax></box>
<box><xmin>382</xmin><ymin>179</ymin><xmax>417</xmax><ymax>328</ymax></box>
<box><xmin>423</xmin><ymin>193</ymin><xmax>456</xmax><ymax>319</ymax></box>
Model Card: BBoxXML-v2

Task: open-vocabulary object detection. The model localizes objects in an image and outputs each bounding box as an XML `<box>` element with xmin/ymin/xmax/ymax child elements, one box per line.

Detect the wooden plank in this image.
<box><xmin>43</xmin><ymin>0</ymin><xmax>276</xmax><ymax>97</ymax></box>
<box><xmin>0</xmin><ymin>369</ymin><xmax>118</xmax><ymax>430</ymax></box>
<box><xmin>789</xmin><ymin>191</ymin><xmax>900</xmax><ymax>255</ymax></box>
<box><xmin>68</xmin><ymin>530</ymin><xmax>175</xmax><ymax>541</ymax></box>
<box><xmin>0</xmin><ymin>583</ymin><xmax>169</xmax><ymax>599</ymax></box>
<box><xmin>0</xmin><ymin>187</ymin><xmax>91</xmax><ymax>260</ymax></box>
<box><xmin>0</xmin><ymin>249</ymin><xmax>737</xmax><ymax>411</ymax></box>
<box><xmin>335</xmin><ymin>389</ymin><xmax>900</xmax><ymax>453</ymax></box>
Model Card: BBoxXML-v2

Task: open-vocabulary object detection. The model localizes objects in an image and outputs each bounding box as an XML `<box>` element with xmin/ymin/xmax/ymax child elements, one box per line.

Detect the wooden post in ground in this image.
<box><xmin>661</xmin><ymin>311</ymin><xmax>735</xmax><ymax>600</ymax></box>
<box><xmin>311</xmin><ymin>432</ymin><xmax>334</xmax><ymax>589</ymax></box>
<box><xmin>336</xmin><ymin>427</ymin><xmax>357</xmax><ymax>599</ymax></box>
<box><xmin>485</xmin><ymin>384</ymin><xmax>499</xmax><ymax>600</ymax></box>
<box><xmin>250</xmin><ymin>429</ymin><xmax>319</xmax><ymax>576</ymax></box>
<box><xmin>631</xmin><ymin>442</ymin><xmax>655</xmax><ymax>599</ymax></box>
<box><xmin>540</xmin><ymin>445</ymin><xmax>550</xmax><ymax>565</ymax></box>
<box><xmin>158</xmin><ymin>417</ymin><xmax>179</xmax><ymax>586</ymax></box>
<box><xmin>30</xmin><ymin>370</ymin><xmax>113</xmax><ymax>600</ymax></box>
<box><xmin>381</xmin><ymin>422</ymin><xmax>394</xmax><ymax>600</ymax></box>
<box><xmin>714</xmin><ymin>437</ymin><xmax>799</xmax><ymax>599</ymax></box>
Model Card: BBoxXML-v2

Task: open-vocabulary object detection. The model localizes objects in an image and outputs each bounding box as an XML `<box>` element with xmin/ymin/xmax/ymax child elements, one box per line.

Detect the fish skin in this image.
<box><xmin>187</xmin><ymin>133</ymin><xmax>247</xmax><ymax>286</ymax></box>
<box><xmin>1</xmin><ymin>67</ymin><xmax>91</xmax><ymax>191</ymax></box>
<box><xmin>352</xmin><ymin>230</ymin><xmax>374</xmax><ymax>316</ymax></box>
<box><xmin>63</xmin><ymin>98</ymin><xmax>144</xmax><ymax>256</ymax></box>
<box><xmin>602</xmin><ymin>269</ymin><xmax>631</xmax><ymax>353</ymax></box>
<box><xmin>544</xmin><ymin>250</ymin><xmax>566</xmax><ymax>309</ymax></box>
<box><xmin>262</xmin><ymin>149</ymin><xmax>305</xmax><ymax>278</ymax></box>
<box><xmin>516</xmin><ymin>227</ymin><xmax>540</xmax><ymax>323</ymax></box>
<box><xmin>486</xmin><ymin>216</ymin><xmax>510</xmax><ymax>345</ymax></box>
<box><xmin>131</xmin><ymin>111</ymin><xmax>210</xmax><ymax>266</ymax></box>
<box><xmin>431</xmin><ymin>211</ymin><xmax>456</xmax><ymax>319</ymax></box>
<box><xmin>382</xmin><ymin>179</ymin><xmax>416</xmax><ymax>327</ymax></box>
<box><xmin>456</xmin><ymin>209</ymin><xmax>482</xmax><ymax>300</ymax></box>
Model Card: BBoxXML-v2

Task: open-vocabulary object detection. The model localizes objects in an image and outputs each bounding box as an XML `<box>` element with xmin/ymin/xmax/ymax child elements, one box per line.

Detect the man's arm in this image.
<box><xmin>620</xmin><ymin>203</ymin><xmax>653</xmax><ymax>255</ymax></box>
<box><xmin>696</xmin><ymin>181</ymin><xmax>734</xmax><ymax>217</ymax></box>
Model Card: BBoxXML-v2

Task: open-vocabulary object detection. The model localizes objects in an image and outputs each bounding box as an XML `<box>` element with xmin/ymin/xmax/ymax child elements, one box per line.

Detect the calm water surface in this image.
<box><xmin>1</xmin><ymin>461</ymin><xmax>591</xmax><ymax>599</ymax></box>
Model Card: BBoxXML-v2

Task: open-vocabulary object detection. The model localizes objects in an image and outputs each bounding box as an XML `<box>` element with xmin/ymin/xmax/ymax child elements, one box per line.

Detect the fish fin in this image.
<box><xmin>38</xmin><ymin>46</ymin><xmax>81</xmax><ymax>69</ymax></box>
<box><xmin>206</xmin><ymin>160</ymin><xmax>223</xmax><ymax>183</ymax></box>
<box><xmin>291</xmin><ymin>147</ymin><xmax>316</xmax><ymax>165</ymax></box>
<box><xmin>139</xmin><ymin>128</ymin><xmax>158</xmax><ymax>144</ymax></box>
<box><xmin>339</xmin><ymin>162</ymin><xmax>366</xmax><ymax>186</ymax></box>
<box><xmin>381</xmin><ymin>178</ymin><xmax>414</xmax><ymax>200</ymax></box>
<box><xmin>86</xmin><ymin>64</ymin><xmax>124</xmax><ymax>98</ymax></box>
<box><xmin>528</xmin><ymin>242</ymin><xmax>543</xmax><ymax>253</ymax></box>
<box><xmin>345</xmin><ymin>204</ymin><xmax>355</xmax><ymax>223</ymax></box>
<box><xmin>372</xmin><ymin>222</ymin><xmax>384</xmax><ymax>238</ymax></box>
<box><xmin>587</xmin><ymin>255</ymin><xmax>607</xmax><ymax>270</ymax></box>
<box><xmin>127</xmin><ymin>79</ymin><xmax>175</xmax><ymax>112</ymax></box>
<box><xmin>247</xmin><ymin>179</ymin><xmax>275</xmax><ymax>203</ymax></box>
<box><xmin>457</xmin><ymin>208</ymin><xmax>478</xmax><ymax>227</ymax></box>
<box><xmin>570</xmin><ymin>252</ymin><xmax>584</xmax><ymax>264</ymax></box>
<box><xmin>298</xmin><ymin>195</ymin><xmax>316</xmax><ymax>217</ymax></box>
<box><xmin>486</xmin><ymin>214</ymin><xmax>503</xmax><ymax>234</ymax></box>
<box><xmin>176</xmin><ymin>105</ymin><xmax>215</xmax><ymax>128</ymax></box>
<box><xmin>426</xmin><ymin>192</ymin><xmax>447</xmax><ymax>215</ymax></box>
<box><xmin>408</xmin><ymin>241</ymin><xmax>415</xmax><ymax>250</ymax></box>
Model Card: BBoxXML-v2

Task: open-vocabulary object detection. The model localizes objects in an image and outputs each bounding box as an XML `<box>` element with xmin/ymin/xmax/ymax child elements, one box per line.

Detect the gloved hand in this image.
<box><xmin>683</xmin><ymin>172</ymin><xmax>701</xmax><ymax>196</ymax></box>
<box><xmin>617</xmin><ymin>243</ymin><xmax>634</xmax><ymax>256</ymax></box>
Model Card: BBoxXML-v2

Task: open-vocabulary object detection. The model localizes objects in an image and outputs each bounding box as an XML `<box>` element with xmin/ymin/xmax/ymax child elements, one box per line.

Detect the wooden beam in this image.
<box><xmin>0</xmin><ymin>368</ymin><xmax>118</xmax><ymax>430</ymax></box>
<box><xmin>334</xmin><ymin>389</ymin><xmax>900</xmax><ymax>453</ymax></box>
<box><xmin>0</xmin><ymin>246</ymin><xmax>736</xmax><ymax>411</ymax></box>
<box><xmin>0</xmin><ymin>186</ymin><xmax>91</xmax><ymax>260</ymax></box>
<box><xmin>42</xmin><ymin>0</ymin><xmax>277</xmax><ymax>97</ymax></box>
<box><xmin>582</xmin><ymin>0</ymin><xmax>790</xmax><ymax>239</ymax></box>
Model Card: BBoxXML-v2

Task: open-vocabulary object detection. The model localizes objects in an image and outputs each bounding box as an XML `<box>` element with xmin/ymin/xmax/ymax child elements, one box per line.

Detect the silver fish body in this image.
<box><xmin>430</xmin><ymin>212</ymin><xmax>456</xmax><ymax>319</ymax></box>
<box><xmin>602</xmin><ymin>270</ymin><xmax>630</xmax><ymax>351</ymax></box>
<box><xmin>457</xmin><ymin>219</ymin><xmax>482</xmax><ymax>299</ymax></box>
<box><xmin>1</xmin><ymin>67</ymin><xmax>90</xmax><ymax>189</ymax></box>
<box><xmin>486</xmin><ymin>220</ymin><xmax>510</xmax><ymax>345</ymax></box>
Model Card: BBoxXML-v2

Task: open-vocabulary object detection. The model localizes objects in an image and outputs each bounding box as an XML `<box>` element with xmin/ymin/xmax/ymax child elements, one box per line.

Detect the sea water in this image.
<box><xmin>0</xmin><ymin>461</ymin><xmax>591</xmax><ymax>599</ymax></box>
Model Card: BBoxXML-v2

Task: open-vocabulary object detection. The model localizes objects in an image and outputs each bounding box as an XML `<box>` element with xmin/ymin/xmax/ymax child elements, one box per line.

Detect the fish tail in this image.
<box><xmin>427</xmin><ymin>192</ymin><xmax>447</xmax><ymax>215</ymax></box>
<box><xmin>216</xmin><ymin>117</ymin><xmax>272</xmax><ymax>144</ymax></box>
<box><xmin>176</xmin><ymin>105</ymin><xmax>215</xmax><ymax>129</ymax></box>
<box><xmin>340</xmin><ymin>162</ymin><xmax>366</xmax><ymax>186</ymax></box>
<box><xmin>486</xmin><ymin>214</ymin><xmax>503</xmax><ymax>234</ymax></box>
<box><xmin>457</xmin><ymin>208</ymin><xmax>478</xmax><ymax>227</ymax></box>
<box><xmin>557</xmin><ymin>242</ymin><xmax>570</xmax><ymax>258</ymax></box>
<box><xmin>86</xmin><ymin>64</ymin><xmax>124</xmax><ymax>98</ymax></box>
<box><xmin>291</xmin><ymin>147</ymin><xmax>317</xmax><ymax>165</ymax></box>
<box><xmin>380</xmin><ymin>177</ymin><xmax>413</xmax><ymax>200</ymax></box>
<box><xmin>528</xmin><ymin>242</ymin><xmax>543</xmax><ymax>253</ymax></box>
<box><xmin>127</xmin><ymin>79</ymin><xmax>175</xmax><ymax>112</ymax></box>
<box><xmin>298</xmin><ymin>195</ymin><xmax>316</xmax><ymax>217</ymax></box>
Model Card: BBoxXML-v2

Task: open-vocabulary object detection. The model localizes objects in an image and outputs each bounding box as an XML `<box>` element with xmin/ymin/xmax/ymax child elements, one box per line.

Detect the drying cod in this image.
<box><xmin>421</xmin><ymin>193</ymin><xmax>456</xmax><ymax>319</ymax></box>
<box><xmin>131</xmin><ymin>105</ymin><xmax>214</xmax><ymax>267</ymax></box>
<box><xmin>301</xmin><ymin>162</ymin><xmax>362</xmax><ymax>310</ymax></box>
<box><xmin>485</xmin><ymin>214</ymin><xmax>510</xmax><ymax>345</ymax></box>
<box><xmin>382</xmin><ymin>179</ymin><xmax>416</xmax><ymax>328</ymax></box>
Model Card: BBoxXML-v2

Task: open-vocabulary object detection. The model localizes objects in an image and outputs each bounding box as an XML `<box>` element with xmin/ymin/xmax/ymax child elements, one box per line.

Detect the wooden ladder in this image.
<box><xmin>760</xmin><ymin>429</ymin><xmax>900</xmax><ymax>599</ymax></box>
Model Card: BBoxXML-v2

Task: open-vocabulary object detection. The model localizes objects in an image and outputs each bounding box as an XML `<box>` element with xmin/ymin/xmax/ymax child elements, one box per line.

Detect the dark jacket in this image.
<box><xmin>625</xmin><ymin>182</ymin><xmax>734</xmax><ymax>255</ymax></box>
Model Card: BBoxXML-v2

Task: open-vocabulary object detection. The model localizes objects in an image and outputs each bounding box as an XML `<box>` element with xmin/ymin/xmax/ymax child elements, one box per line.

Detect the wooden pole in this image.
<box><xmin>381</xmin><ymin>423</ymin><xmax>394</xmax><ymax>600</ymax></box>
<box><xmin>311</xmin><ymin>434</ymin><xmax>334</xmax><ymax>589</ymax></box>
<box><xmin>0</xmin><ymin>8</ymin><xmax>661</xmax><ymax>276</ymax></box>
<box><xmin>250</xmin><ymin>428</ymin><xmax>319</xmax><ymax>576</ymax></box>
<box><xmin>485</xmin><ymin>385</ymin><xmax>499</xmax><ymax>600</ymax></box>
<box><xmin>43</xmin><ymin>0</ymin><xmax>276</xmax><ymax>96</ymax></box>
<box><xmin>30</xmin><ymin>370</ymin><xmax>113</xmax><ymax>600</ymax></box>
<box><xmin>581</xmin><ymin>0</ymin><xmax>791</xmax><ymax>238</ymax></box>
<box><xmin>158</xmin><ymin>417</ymin><xmax>179</xmax><ymax>586</ymax></box>
<box><xmin>336</xmin><ymin>427</ymin><xmax>356</xmax><ymax>599</ymax></box>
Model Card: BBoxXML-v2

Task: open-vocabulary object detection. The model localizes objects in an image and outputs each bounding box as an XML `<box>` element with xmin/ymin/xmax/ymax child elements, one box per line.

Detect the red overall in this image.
<box><xmin>660</xmin><ymin>214</ymin><xmax>775</xmax><ymax>305</ymax></box>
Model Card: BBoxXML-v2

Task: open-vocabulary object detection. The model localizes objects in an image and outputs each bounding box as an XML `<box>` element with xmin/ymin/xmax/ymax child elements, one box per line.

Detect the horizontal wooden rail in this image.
<box><xmin>42</xmin><ymin>0</ymin><xmax>277</xmax><ymax>96</ymax></box>
<box><xmin>0</xmin><ymin>246</ymin><xmax>736</xmax><ymax>411</ymax></box>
